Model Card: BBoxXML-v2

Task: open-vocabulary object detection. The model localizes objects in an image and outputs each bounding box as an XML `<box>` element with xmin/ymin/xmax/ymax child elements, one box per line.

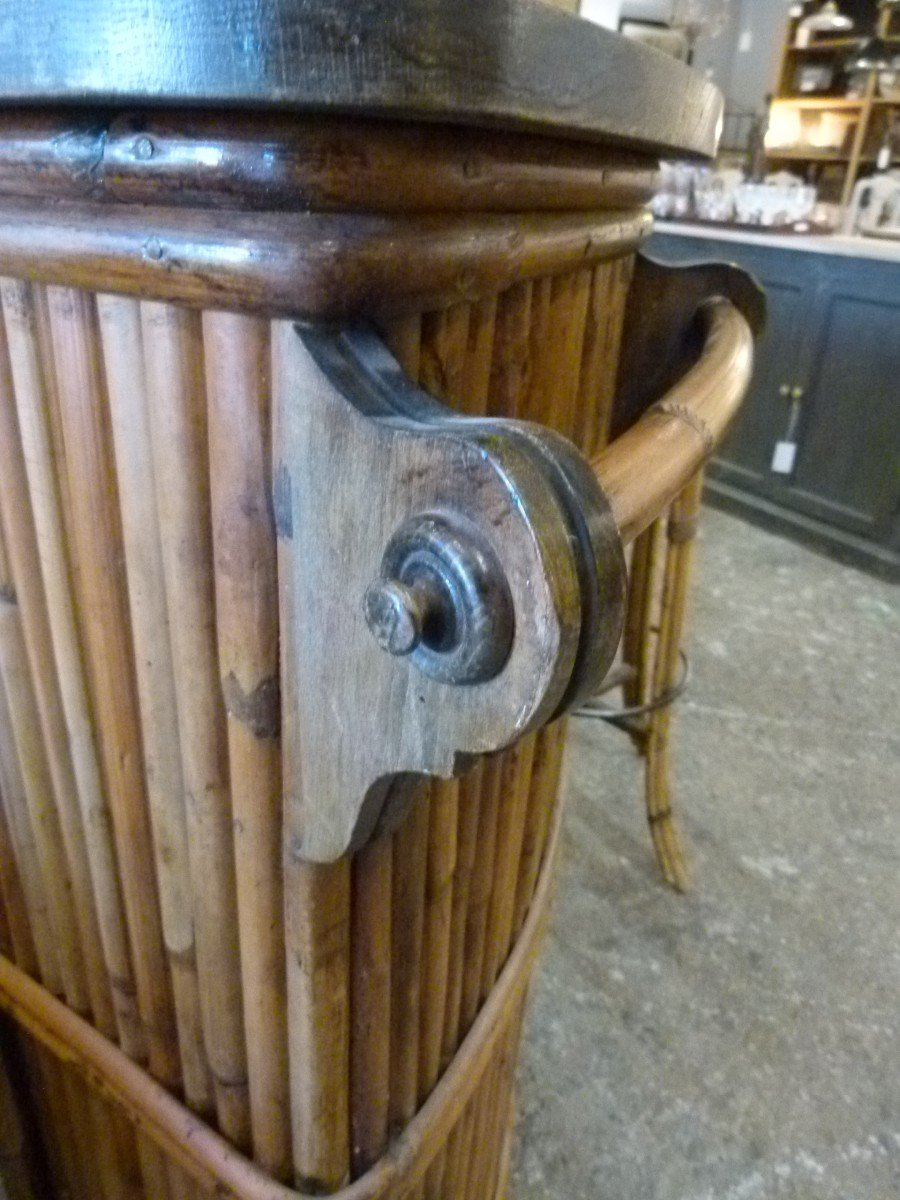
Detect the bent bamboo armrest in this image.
<box><xmin>592</xmin><ymin>298</ymin><xmax>755</xmax><ymax>546</ymax></box>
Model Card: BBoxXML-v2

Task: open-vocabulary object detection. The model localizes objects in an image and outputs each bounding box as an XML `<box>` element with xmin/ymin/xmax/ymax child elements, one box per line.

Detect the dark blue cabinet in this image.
<box><xmin>651</xmin><ymin>231</ymin><xmax>900</xmax><ymax>578</ymax></box>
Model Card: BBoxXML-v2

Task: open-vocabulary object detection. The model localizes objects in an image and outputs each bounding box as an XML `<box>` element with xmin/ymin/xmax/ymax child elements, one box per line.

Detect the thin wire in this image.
<box><xmin>574</xmin><ymin>651</ymin><xmax>691</xmax><ymax>727</ymax></box>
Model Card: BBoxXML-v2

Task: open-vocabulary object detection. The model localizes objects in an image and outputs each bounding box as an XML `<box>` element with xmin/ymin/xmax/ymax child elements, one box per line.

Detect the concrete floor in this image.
<box><xmin>512</xmin><ymin>508</ymin><xmax>900</xmax><ymax>1200</ymax></box>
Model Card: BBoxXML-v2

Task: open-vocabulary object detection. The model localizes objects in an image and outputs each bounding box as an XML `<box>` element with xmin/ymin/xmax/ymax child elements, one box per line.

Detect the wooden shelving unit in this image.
<box><xmin>768</xmin><ymin>2</ymin><xmax>900</xmax><ymax>206</ymax></box>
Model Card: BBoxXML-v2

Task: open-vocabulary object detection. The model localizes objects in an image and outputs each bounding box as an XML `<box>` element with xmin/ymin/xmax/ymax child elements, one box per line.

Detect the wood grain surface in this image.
<box><xmin>0</xmin><ymin>0</ymin><xmax>722</xmax><ymax>159</ymax></box>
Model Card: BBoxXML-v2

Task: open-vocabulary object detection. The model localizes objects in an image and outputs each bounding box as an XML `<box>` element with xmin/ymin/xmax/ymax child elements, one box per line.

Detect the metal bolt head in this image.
<box><xmin>364</xmin><ymin>514</ymin><xmax>513</xmax><ymax>685</ymax></box>
<box><xmin>133</xmin><ymin>136</ymin><xmax>155</xmax><ymax>161</ymax></box>
<box><xmin>363</xmin><ymin>579</ymin><xmax>423</xmax><ymax>657</ymax></box>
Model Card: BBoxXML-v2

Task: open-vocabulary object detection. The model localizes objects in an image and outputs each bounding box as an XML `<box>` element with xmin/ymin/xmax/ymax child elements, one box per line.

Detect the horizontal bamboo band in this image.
<box><xmin>0</xmin><ymin>113</ymin><xmax>659</xmax><ymax>215</ymax></box>
<box><xmin>593</xmin><ymin>300</ymin><xmax>755</xmax><ymax>546</ymax></box>
<box><xmin>0</xmin><ymin>199</ymin><xmax>650</xmax><ymax>320</ymax></box>
<box><xmin>0</xmin><ymin>789</ymin><xmax>564</xmax><ymax>1200</ymax></box>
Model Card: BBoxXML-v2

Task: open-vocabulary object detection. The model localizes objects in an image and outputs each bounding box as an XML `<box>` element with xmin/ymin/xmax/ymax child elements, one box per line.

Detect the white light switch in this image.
<box><xmin>738</xmin><ymin>29</ymin><xmax>753</xmax><ymax>53</ymax></box>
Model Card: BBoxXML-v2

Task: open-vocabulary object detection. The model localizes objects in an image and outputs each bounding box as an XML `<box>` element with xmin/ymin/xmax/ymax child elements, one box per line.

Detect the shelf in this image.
<box><xmin>787</xmin><ymin>37</ymin><xmax>864</xmax><ymax>53</ymax></box>
<box><xmin>765</xmin><ymin>149</ymin><xmax>851</xmax><ymax>162</ymax></box>
<box><xmin>772</xmin><ymin>96</ymin><xmax>864</xmax><ymax>109</ymax></box>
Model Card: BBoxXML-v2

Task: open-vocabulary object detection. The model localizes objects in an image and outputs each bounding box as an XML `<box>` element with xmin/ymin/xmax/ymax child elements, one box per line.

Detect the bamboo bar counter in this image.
<box><xmin>0</xmin><ymin>2</ymin><xmax>763</xmax><ymax>1196</ymax></box>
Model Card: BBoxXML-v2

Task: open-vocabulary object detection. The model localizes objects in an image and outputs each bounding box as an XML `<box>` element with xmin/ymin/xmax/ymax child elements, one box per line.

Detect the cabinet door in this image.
<box><xmin>778</xmin><ymin>260</ymin><xmax>900</xmax><ymax>544</ymax></box>
<box><xmin>715</xmin><ymin>255</ymin><xmax>809</xmax><ymax>495</ymax></box>
<box><xmin>648</xmin><ymin>235</ymin><xmax>814</xmax><ymax>497</ymax></box>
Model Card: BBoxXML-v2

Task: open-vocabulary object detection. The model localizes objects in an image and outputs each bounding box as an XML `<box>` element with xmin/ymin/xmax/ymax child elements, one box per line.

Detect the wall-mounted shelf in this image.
<box><xmin>765</xmin><ymin>149</ymin><xmax>852</xmax><ymax>162</ymax></box>
<box><xmin>787</xmin><ymin>37</ymin><xmax>863</xmax><ymax>52</ymax></box>
<box><xmin>772</xmin><ymin>2</ymin><xmax>900</xmax><ymax>207</ymax></box>
<box><xmin>772</xmin><ymin>96</ymin><xmax>864</xmax><ymax>109</ymax></box>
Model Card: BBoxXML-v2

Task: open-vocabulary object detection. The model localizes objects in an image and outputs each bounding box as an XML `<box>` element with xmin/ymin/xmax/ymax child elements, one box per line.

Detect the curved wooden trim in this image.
<box><xmin>593</xmin><ymin>301</ymin><xmax>755</xmax><ymax>546</ymax></box>
<box><xmin>0</xmin><ymin>788</ymin><xmax>564</xmax><ymax>1200</ymax></box>
<box><xmin>0</xmin><ymin>0</ymin><xmax>723</xmax><ymax>160</ymax></box>
<box><xmin>0</xmin><ymin>199</ymin><xmax>651</xmax><ymax>320</ymax></box>
<box><xmin>0</xmin><ymin>112</ymin><xmax>660</xmax><ymax>215</ymax></box>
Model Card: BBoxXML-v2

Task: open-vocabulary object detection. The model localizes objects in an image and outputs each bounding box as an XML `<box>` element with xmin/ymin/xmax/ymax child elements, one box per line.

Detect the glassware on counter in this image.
<box><xmin>733</xmin><ymin>179</ymin><xmax>818</xmax><ymax>226</ymax></box>
<box><xmin>652</xmin><ymin>163</ymin><xmax>821</xmax><ymax>230</ymax></box>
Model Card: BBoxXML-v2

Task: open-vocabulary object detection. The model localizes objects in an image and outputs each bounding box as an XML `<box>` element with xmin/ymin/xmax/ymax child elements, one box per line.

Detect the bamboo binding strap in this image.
<box><xmin>591</xmin><ymin>299</ymin><xmax>754</xmax><ymax>547</ymax></box>
<box><xmin>0</xmin><ymin>789</ymin><xmax>564</xmax><ymax>1200</ymax></box>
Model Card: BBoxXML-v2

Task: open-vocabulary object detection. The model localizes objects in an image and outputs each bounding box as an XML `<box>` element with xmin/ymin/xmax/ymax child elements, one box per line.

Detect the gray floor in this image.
<box><xmin>512</xmin><ymin>508</ymin><xmax>900</xmax><ymax>1200</ymax></box>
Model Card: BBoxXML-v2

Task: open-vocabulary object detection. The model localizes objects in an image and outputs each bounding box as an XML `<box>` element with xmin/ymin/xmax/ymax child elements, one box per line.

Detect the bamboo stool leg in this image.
<box><xmin>642</xmin><ymin>472</ymin><xmax>704</xmax><ymax>893</ymax></box>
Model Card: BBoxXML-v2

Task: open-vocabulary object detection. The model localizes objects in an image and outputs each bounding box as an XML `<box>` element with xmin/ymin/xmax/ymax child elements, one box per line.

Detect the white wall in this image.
<box><xmin>580</xmin><ymin>0</ymin><xmax>624</xmax><ymax>29</ymax></box>
<box><xmin>695</xmin><ymin>0</ymin><xmax>792</xmax><ymax>112</ymax></box>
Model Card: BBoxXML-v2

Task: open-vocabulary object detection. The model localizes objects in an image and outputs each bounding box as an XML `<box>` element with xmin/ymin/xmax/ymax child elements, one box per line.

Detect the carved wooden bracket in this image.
<box><xmin>274</xmin><ymin>324</ymin><xmax>626</xmax><ymax>862</ymax></box>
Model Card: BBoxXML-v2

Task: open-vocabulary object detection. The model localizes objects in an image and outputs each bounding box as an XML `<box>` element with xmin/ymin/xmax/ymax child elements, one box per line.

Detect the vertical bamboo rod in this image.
<box><xmin>25</xmin><ymin>1046</ymin><xmax>76</xmax><ymax>1195</ymax></box>
<box><xmin>419</xmin><ymin>772</ymin><xmax>481</xmax><ymax>1200</ymax></box>
<box><xmin>461</xmin><ymin>298</ymin><xmax>499</xmax><ymax>409</ymax></box>
<box><xmin>0</xmin><ymin>773</ymin><xmax>37</xmax><ymax>975</ymax></box>
<box><xmin>487</xmin><ymin>283</ymin><xmax>532</xmax><ymax>420</ymax></box>
<box><xmin>419</xmin><ymin>304</ymin><xmax>471</xmax><ymax>401</ymax></box>
<box><xmin>439</xmin><ymin>1094</ymin><xmax>477</xmax><ymax>1200</ymax></box>
<box><xmin>350</xmin><ymin>833</ymin><xmax>392</xmax><ymax>1178</ymax></box>
<box><xmin>479</xmin><ymin>738</ymin><xmax>536</xmax><ymax>997</ymax></box>
<box><xmin>61</xmin><ymin>1062</ymin><xmax>97</xmax><ymax>1200</ymax></box>
<box><xmin>167</xmin><ymin>1156</ymin><xmax>201</xmax><ymax>1200</ymax></box>
<box><xmin>458</xmin><ymin>758</ymin><xmax>501</xmax><ymax>1037</ymax></box>
<box><xmin>273</xmin><ymin>318</ymin><xmax>351</xmax><ymax>1193</ymax></box>
<box><xmin>96</xmin><ymin>294</ymin><xmax>212</xmax><ymax>1114</ymax></box>
<box><xmin>20</xmin><ymin>1038</ymin><xmax>70</xmax><ymax>1199</ymax></box>
<box><xmin>439</xmin><ymin>764</ymin><xmax>483</xmax><ymax>1071</ymax></box>
<box><xmin>509</xmin><ymin>258</ymin><xmax>631</xmax><ymax>962</ymax></box>
<box><xmin>511</xmin><ymin>724</ymin><xmax>564</xmax><ymax>940</ymax></box>
<box><xmin>346</xmin><ymin>310</ymin><xmax>429</xmax><ymax>1184</ymax></box>
<box><xmin>415</xmin><ymin>302</ymin><xmax>471</xmax><ymax>1140</ymax></box>
<box><xmin>87</xmin><ymin>1087</ymin><xmax>127</xmax><ymax>1200</ymax></box>
<box><xmin>284</xmin><ymin>857</ymin><xmax>351</xmax><ymax>1192</ymax></box>
<box><xmin>432</xmin><ymin>301</ymin><xmax>499</xmax><ymax>1179</ymax></box>
<box><xmin>0</xmin><ymin>880</ymin><xmax>11</xmax><ymax>960</ymax></box>
<box><xmin>0</xmin><ymin>279</ymin><xmax>138</xmax><ymax>1050</ymax></box>
<box><xmin>575</xmin><ymin>257</ymin><xmax>634</xmax><ymax>456</ymax></box>
<box><xmin>109</xmin><ymin>1101</ymin><xmax>147</xmax><ymax>1200</ymax></box>
<box><xmin>420</xmin><ymin>301</ymin><xmax>500</xmax><ymax>1200</ymax></box>
<box><xmin>0</xmin><ymin>1035</ymin><xmax>39</xmax><ymax>1200</ymax></box>
<box><xmin>33</xmin><ymin>1047</ymin><xmax>88</xmax><ymax>1200</ymax></box>
<box><xmin>418</xmin><ymin>778</ymin><xmax>458</xmax><ymax>1103</ymax></box>
<box><xmin>0</xmin><ymin>681</ymin><xmax>57</xmax><ymax>993</ymax></box>
<box><xmin>0</xmin><ymin>576</ymin><xmax>89</xmax><ymax>1014</ymax></box>
<box><xmin>460</xmin><ymin>1056</ymin><xmax>503</xmax><ymax>1200</ymax></box>
<box><xmin>522</xmin><ymin>270</ymin><xmax>590</xmax><ymax>439</ymax></box>
<box><xmin>389</xmin><ymin>789</ymin><xmax>431</xmax><ymax>1128</ymax></box>
<box><xmin>136</xmin><ymin>1130</ymin><xmax>172</xmax><ymax>1200</ymax></box>
<box><xmin>466</xmin><ymin>1053</ymin><xmax>506</xmax><ymax>1200</ymax></box>
<box><xmin>378</xmin><ymin>314</ymin><xmax>421</xmax><ymax>381</ymax></box>
<box><xmin>484</xmin><ymin>1002</ymin><xmax>525</xmax><ymax>1200</ymax></box>
<box><xmin>141</xmin><ymin>300</ymin><xmax>249</xmax><ymax>1142</ymax></box>
<box><xmin>203</xmin><ymin>310</ymin><xmax>291</xmax><ymax>1178</ymax></box>
<box><xmin>46</xmin><ymin>285</ymin><xmax>178</xmax><ymax>1083</ymax></box>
